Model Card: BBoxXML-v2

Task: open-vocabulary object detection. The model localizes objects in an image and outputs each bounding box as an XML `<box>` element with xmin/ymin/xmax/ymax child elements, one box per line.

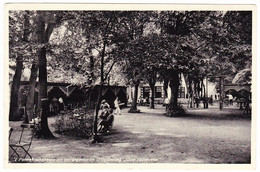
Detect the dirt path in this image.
<box><xmin>9</xmin><ymin>105</ymin><xmax>251</xmax><ymax>163</ymax></box>
<box><xmin>107</xmin><ymin>105</ymin><xmax>251</xmax><ymax>163</ymax></box>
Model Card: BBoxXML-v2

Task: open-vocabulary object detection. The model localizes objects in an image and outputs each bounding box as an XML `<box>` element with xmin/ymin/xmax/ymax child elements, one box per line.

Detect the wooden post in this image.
<box><xmin>205</xmin><ymin>77</ymin><xmax>208</xmax><ymax>108</ymax></box>
<box><xmin>219</xmin><ymin>77</ymin><xmax>224</xmax><ymax>110</ymax></box>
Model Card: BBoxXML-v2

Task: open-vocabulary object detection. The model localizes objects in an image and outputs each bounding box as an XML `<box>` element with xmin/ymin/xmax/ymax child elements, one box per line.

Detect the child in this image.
<box><xmin>114</xmin><ymin>97</ymin><xmax>121</xmax><ymax>115</ymax></box>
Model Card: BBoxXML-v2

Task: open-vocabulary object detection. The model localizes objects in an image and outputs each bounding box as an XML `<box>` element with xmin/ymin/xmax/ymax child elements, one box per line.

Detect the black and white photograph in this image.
<box><xmin>3</xmin><ymin>2</ymin><xmax>257</xmax><ymax>170</ymax></box>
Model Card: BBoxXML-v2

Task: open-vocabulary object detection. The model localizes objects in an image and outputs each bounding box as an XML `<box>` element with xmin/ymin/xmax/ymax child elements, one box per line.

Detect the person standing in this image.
<box><xmin>58</xmin><ymin>97</ymin><xmax>64</xmax><ymax>112</ymax></box>
<box><xmin>228</xmin><ymin>94</ymin><xmax>233</xmax><ymax>106</ymax></box>
<box><xmin>114</xmin><ymin>97</ymin><xmax>121</xmax><ymax>115</ymax></box>
<box><xmin>210</xmin><ymin>95</ymin><xmax>213</xmax><ymax>105</ymax></box>
<box><xmin>51</xmin><ymin>97</ymin><xmax>59</xmax><ymax>115</ymax></box>
<box><xmin>194</xmin><ymin>94</ymin><xmax>199</xmax><ymax>108</ymax></box>
<box><xmin>164</xmin><ymin>97</ymin><xmax>170</xmax><ymax>111</ymax></box>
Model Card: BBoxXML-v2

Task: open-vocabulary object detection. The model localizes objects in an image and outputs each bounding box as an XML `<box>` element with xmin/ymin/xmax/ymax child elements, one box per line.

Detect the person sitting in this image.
<box><xmin>99</xmin><ymin>100</ymin><xmax>113</xmax><ymax>132</ymax></box>
<box><xmin>100</xmin><ymin>99</ymin><xmax>110</xmax><ymax>110</ymax></box>
<box><xmin>99</xmin><ymin>100</ymin><xmax>110</xmax><ymax>118</ymax></box>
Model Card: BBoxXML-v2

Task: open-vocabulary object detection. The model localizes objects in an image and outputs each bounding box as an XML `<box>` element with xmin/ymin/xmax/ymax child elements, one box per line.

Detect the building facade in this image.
<box><xmin>126</xmin><ymin>74</ymin><xmax>221</xmax><ymax>105</ymax></box>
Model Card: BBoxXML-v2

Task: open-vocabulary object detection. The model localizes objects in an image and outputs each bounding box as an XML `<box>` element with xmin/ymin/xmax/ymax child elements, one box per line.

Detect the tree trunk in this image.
<box><xmin>88</xmin><ymin>55</ymin><xmax>94</xmax><ymax>85</ymax></box>
<box><xmin>22</xmin><ymin>11</ymin><xmax>31</xmax><ymax>123</ymax></box>
<box><xmin>92</xmin><ymin>41</ymin><xmax>106</xmax><ymax>143</ymax></box>
<box><xmin>203</xmin><ymin>78</ymin><xmax>207</xmax><ymax>97</ymax></box>
<box><xmin>37</xmin><ymin>46</ymin><xmax>54</xmax><ymax>139</ymax></box>
<box><xmin>219</xmin><ymin>77</ymin><xmax>224</xmax><ymax>110</ymax></box>
<box><xmin>25</xmin><ymin>61</ymin><xmax>38</xmax><ymax>123</ymax></box>
<box><xmin>169</xmin><ymin>72</ymin><xmax>179</xmax><ymax>107</ymax></box>
<box><xmin>35</xmin><ymin>12</ymin><xmax>54</xmax><ymax>138</ymax></box>
<box><xmin>201</xmin><ymin>78</ymin><xmax>208</xmax><ymax>109</ymax></box>
<box><xmin>92</xmin><ymin>84</ymin><xmax>103</xmax><ymax>143</ymax></box>
<box><xmin>201</xmin><ymin>79</ymin><xmax>204</xmax><ymax>98</ymax></box>
<box><xmin>163</xmin><ymin>78</ymin><xmax>169</xmax><ymax>101</ymax></box>
<box><xmin>183</xmin><ymin>74</ymin><xmax>192</xmax><ymax>108</ymax></box>
<box><xmin>188</xmin><ymin>76</ymin><xmax>194</xmax><ymax>108</ymax></box>
<box><xmin>23</xmin><ymin>11</ymin><xmax>30</xmax><ymax>42</ymax></box>
<box><xmin>149</xmin><ymin>79</ymin><xmax>156</xmax><ymax>109</ymax></box>
<box><xmin>9</xmin><ymin>11</ymin><xmax>30</xmax><ymax>121</ymax></box>
<box><xmin>165</xmin><ymin>71</ymin><xmax>185</xmax><ymax>117</ymax></box>
<box><xmin>194</xmin><ymin>80</ymin><xmax>199</xmax><ymax>108</ymax></box>
<box><xmin>38</xmin><ymin>47</ymin><xmax>48</xmax><ymax>114</ymax></box>
<box><xmin>9</xmin><ymin>57</ymin><xmax>23</xmax><ymax>121</ymax></box>
<box><xmin>129</xmin><ymin>81</ymin><xmax>139</xmax><ymax>113</ymax></box>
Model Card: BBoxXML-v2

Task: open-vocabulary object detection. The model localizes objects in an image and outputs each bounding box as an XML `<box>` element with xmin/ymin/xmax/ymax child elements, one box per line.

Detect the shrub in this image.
<box><xmin>164</xmin><ymin>104</ymin><xmax>186</xmax><ymax>117</ymax></box>
<box><xmin>53</xmin><ymin>108</ymin><xmax>94</xmax><ymax>138</ymax></box>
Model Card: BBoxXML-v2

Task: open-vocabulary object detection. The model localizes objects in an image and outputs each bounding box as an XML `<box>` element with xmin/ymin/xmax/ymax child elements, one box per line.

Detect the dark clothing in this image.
<box><xmin>51</xmin><ymin>98</ymin><xmax>59</xmax><ymax>114</ymax></box>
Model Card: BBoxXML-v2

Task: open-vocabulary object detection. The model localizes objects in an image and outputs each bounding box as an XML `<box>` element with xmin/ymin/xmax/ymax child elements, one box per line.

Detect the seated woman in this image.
<box><xmin>100</xmin><ymin>100</ymin><xmax>110</xmax><ymax>113</ymax></box>
<box><xmin>98</xmin><ymin>100</ymin><xmax>114</xmax><ymax>132</ymax></box>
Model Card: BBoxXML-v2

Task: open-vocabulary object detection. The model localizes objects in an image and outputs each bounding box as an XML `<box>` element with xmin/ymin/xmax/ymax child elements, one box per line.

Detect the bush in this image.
<box><xmin>53</xmin><ymin>108</ymin><xmax>94</xmax><ymax>138</ymax></box>
<box><xmin>164</xmin><ymin>104</ymin><xmax>186</xmax><ymax>117</ymax></box>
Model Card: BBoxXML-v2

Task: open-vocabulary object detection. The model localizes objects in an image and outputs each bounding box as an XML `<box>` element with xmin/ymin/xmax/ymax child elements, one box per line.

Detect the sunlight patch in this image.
<box><xmin>112</xmin><ymin>143</ymin><xmax>131</xmax><ymax>147</ymax></box>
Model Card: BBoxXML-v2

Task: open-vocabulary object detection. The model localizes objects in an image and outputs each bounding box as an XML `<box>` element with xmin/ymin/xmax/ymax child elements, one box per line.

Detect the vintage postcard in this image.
<box><xmin>4</xmin><ymin>3</ymin><xmax>257</xmax><ymax>170</ymax></box>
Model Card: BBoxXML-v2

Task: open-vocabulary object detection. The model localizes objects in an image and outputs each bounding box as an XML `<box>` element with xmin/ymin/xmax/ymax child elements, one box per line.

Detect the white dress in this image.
<box><xmin>114</xmin><ymin>99</ymin><xmax>121</xmax><ymax>115</ymax></box>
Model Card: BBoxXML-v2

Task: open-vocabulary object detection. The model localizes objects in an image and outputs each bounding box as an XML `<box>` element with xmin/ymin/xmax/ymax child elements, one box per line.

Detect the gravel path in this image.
<box><xmin>9</xmin><ymin>105</ymin><xmax>251</xmax><ymax>163</ymax></box>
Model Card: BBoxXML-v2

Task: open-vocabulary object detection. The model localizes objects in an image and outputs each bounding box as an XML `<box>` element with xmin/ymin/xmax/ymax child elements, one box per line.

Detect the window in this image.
<box><xmin>143</xmin><ymin>87</ymin><xmax>150</xmax><ymax>98</ymax></box>
<box><xmin>178</xmin><ymin>87</ymin><xmax>185</xmax><ymax>98</ymax></box>
<box><xmin>144</xmin><ymin>87</ymin><xmax>150</xmax><ymax>92</ymax></box>
<box><xmin>155</xmin><ymin>86</ymin><xmax>162</xmax><ymax>98</ymax></box>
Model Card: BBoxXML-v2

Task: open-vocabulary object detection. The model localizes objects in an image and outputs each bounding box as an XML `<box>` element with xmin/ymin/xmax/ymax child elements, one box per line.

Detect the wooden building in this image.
<box><xmin>15</xmin><ymin>81</ymin><xmax>127</xmax><ymax>111</ymax></box>
<box><xmin>86</xmin><ymin>84</ymin><xmax>127</xmax><ymax>108</ymax></box>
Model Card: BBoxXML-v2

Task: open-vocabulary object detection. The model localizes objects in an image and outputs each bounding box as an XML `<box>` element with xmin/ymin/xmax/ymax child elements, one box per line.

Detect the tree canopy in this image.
<box><xmin>9</xmin><ymin>10</ymin><xmax>252</xmax><ymax>122</ymax></box>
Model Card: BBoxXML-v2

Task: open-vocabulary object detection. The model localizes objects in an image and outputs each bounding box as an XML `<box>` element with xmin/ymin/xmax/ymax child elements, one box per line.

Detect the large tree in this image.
<box><xmin>25</xmin><ymin>11</ymin><xmax>82</xmax><ymax>138</ymax></box>
<box><xmin>117</xmin><ymin>11</ymin><xmax>158</xmax><ymax>111</ymax></box>
<box><xmin>76</xmin><ymin>11</ymin><xmax>129</xmax><ymax>142</ymax></box>
<box><xmin>34</xmin><ymin>11</ymin><xmax>57</xmax><ymax>138</ymax></box>
<box><xmin>33</xmin><ymin>11</ymin><xmax>77</xmax><ymax>138</ymax></box>
<box><xmin>9</xmin><ymin>11</ymin><xmax>31</xmax><ymax>121</ymax></box>
<box><xmin>158</xmin><ymin>11</ymin><xmax>214</xmax><ymax>115</ymax></box>
<box><xmin>178</xmin><ymin>11</ymin><xmax>252</xmax><ymax>109</ymax></box>
<box><xmin>122</xmin><ymin>33</ymin><xmax>171</xmax><ymax>110</ymax></box>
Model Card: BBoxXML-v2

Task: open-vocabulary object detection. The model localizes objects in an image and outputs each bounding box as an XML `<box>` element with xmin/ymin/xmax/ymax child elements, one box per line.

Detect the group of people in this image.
<box><xmin>98</xmin><ymin>97</ymin><xmax>122</xmax><ymax>133</ymax></box>
<box><xmin>138</xmin><ymin>96</ymin><xmax>150</xmax><ymax>106</ymax></box>
<box><xmin>100</xmin><ymin>97</ymin><xmax>122</xmax><ymax>116</ymax></box>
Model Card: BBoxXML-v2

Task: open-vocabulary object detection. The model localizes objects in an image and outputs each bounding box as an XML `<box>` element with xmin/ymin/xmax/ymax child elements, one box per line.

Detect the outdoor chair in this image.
<box><xmin>9</xmin><ymin>127</ymin><xmax>13</xmax><ymax>139</ymax></box>
<box><xmin>9</xmin><ymin>124</ymin><xmax>35</xmax><ymax>161</ymax></box>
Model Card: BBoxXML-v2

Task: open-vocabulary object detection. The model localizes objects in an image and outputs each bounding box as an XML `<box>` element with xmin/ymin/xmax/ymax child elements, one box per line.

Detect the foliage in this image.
<box><xmin>53</xmin><ymin>109</ymin><xmax>94</xmax><ymax>138</ymax></box>
<box><xmin>198</xmin><ymin>11</ymin><xmax>252</xmax><ymax>83</ymax></box>
<box><xmin>164</xmin><ymin>104</ymin><xmax>186</xmax><ymax>117</ymax></box>
<box><xmin>158</xmin><ymin>11</ymin><xmax>252</xmax><ymax>84</ymax></box>
<box><xmin>9</xmin><ymin>10</ymin><xmax>252</xmax><ymax>118</ymax></box>
<box><xmin>9</xmin><ymin>11</ymin><xmax>36</xmax><ymax>82</ymax></box>
<box><xmin>107</xmin><ymin>64</ymin><xmax>128</xmax><ymax>86</ymax></box>
<box><xmin>232</xmin><ymin>68</ymin><xmax>251</xmax><ymax>84</ymax></box>
<box><xmin>9</xmin><ymin>11</ymin><xmax>36</xmax><ymax>57</ymax></box>
<box><xmin>9</xmin><ymin>10</ymin><xmax>252</xmax><ymax>85</ymax></box>
<box><xmin>48</xmin><ymin>21</ymin><xmax>96</xmax><ymax>85</ymax></box>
